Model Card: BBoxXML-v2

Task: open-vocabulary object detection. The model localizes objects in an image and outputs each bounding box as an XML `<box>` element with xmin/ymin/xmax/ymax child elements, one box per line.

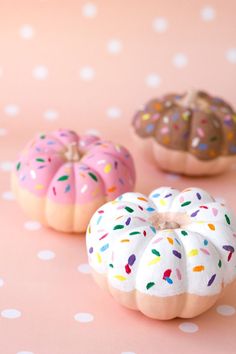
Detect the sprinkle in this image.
<box><xmin>181</xmin><ymin>230</ymin><xmax>188</xmax><ymax>236</ymax></box>
<box><xmin>199</xmin><ymin>143</ymin><xmax>208</xmax><ymax>151</ymax></box>
<box><xmin>225</xmin><ymin>214</ymin><xmax>231</xmax><ymax>225</ymax></box>
<box><xmin>172</xmin><ymin>250</ymin><xmax>181</xmax><ymax>259</ymax></box>
<box><xmin>176</xmin><ymin>268</ymin><xmax>182</xmax><ymax>280</ymax></box>
<box><xmin>125</xmin><ymin>206</ymin><xmax>134</xmax><ymax>213</ymax></box>
<box><xmin>188</xmin><ymin>249</ymin><xmax>198</xmax><ymax>257</ymax></box>
<box><xmin>89</xmin><ymin>247</ymin><xmax>93</xmax><ymax>254</ymax></box>
<box><xmin>120</xmin><ymin>239</ymin><xmax>130</xmax><ymax>243</ymax></box>
<box><xmin>128</xmin><ymin>254</ymin><xmax>136</xmax><ymax>266</ymax></box>
<box><xmin>223</xmin><ymin>245</ymin><xmax>234</xmax><ymax>252</ymax></box>
<box><xmin>16</xmin><ymin>162</ymin><xmax>21</xmax><ymax>171</ymax></box>
<box><xmin>125</xmin><ymin>217</ymin><xmax>131</xmax><ymax>225</ymax></box>
<box><xmin>97</xmin><ymin>215</ymin><xmax>102</xmax><ymax>225</ymax></box>
<box><xmin>192</xmin><ymin>137</ymin><xmax>200</xmax><ymax>148</ymax></box>
<box><xmin>163</xmin><ymin>269</ymin><xmax>171</xmax><ymax>279</ymax></box>
<box><xmin>152</xmin><ymin>249</ymin><xmax>160</xmax><ymax>257</ymax></box>
<box><xmin>193</xmin><ymin>265</ymin><xmax>205</xmax><ymax>272</ymax></box>
<box><xmin>143</xmin><ymin>230</ymin><xmax>147</xmax><ymax>237</ymax></box>
<box><xmin>146</xmin><ymin>282</ymin><xmax>155</xmax><ymax>290</ymax></box>
<box><xmin>96</xmin><ymin>253</ymin><xmax>102</xmax><ymax>264</ymax></box>
<box><xmin>152</xmin><ymin>193</ymin><xmax>160</xmax><ymax>198</ymax></box>
<box><xmin>109</xmin><ymin>264</ymin><xmax>114</xmax><ymax>268</ymax></box>
<box><xmin>81</xmin><ymin>184</ymin><xmax>88</xmax><ymax>193</ymax></box>
<box><xmin>52</xmin><ymin>186</ymin><xmax>56</xmax><ymax>196</ymax></box>
<box><xmin>142</xmin><ymin>113</ymin><xmax>150</xmax><ymax>120</ymax></box>
<box><xmin>181</xmin><ymin>201</ymin><xmax>191</xmax><ymax>207</ymax></box>
<box><xmin>197</xmin><ymin>127</ymin><xmax>204</xmax><ymax>138</ymax></box>
<box><xmin>129</xmin><ymin>231</ymin><xmax>140</xmax><ymax>235</ymax></box>
<box><xmin>104</xmin><ymin>164</ymin><xmax>112</xmax><ymax>173</ymax></box>
<box><xmin>146</xmin><ymin>207</ymin><xmax>155</xmax><ymax>212</ymax></box>
<box><xmin>137</xmin><ymin>197</ymin><xmax>148</xmax><ymax>202</ymax></box>
<box><xmin>108</xmin><ymin>186</ymin><xmax>116</xmax><ymax>193</ymax></box>
<box><xmin>196</xmin><ymin>192</ymin><xmax>201</xmax><ymax>200</ymax></box>
<box><xmin>208</xmin><ymin>224</ymin><xmax>215</xmax><ymax>231</ymax></box>
<box><xmin>125</xmin><ymin>264</ymin><xmax>131</xmax><ymax>274</ymax></box>
<box><xmin>167</xmin><ymin>237</ymin><xmax>174</xmax><ymax>245</ymax></box>
<box><xmin>146</xmin><ymin>124</ymin><xmax>155</xmax><ymax>133</ymax></box>
<box><xmin>35</xmin><ymin>184</ymin><xmax>44</xmax><ymax>190</ymax></box>
<box><xmin>207</xmin><ymin>274</ymin><xmax>216</xmax><ymax>287</ymax></box>
<box><xmin>212</xmin><ymin>208</ymin><xmax>218</xmax><ymax>216</ymax></box>
<box><xmin>113</xmin><ymin>225</ymin><xmax>124</xmax><ymax>230</ymax></box>
<box><xmin>99</xmin><ymin>233</ymin><xmax>108</xmax><ymax>240</ymax></box>
<box><xmin>88</xmin><ymin>172</ymin><xmax>98</xmax><ymax>182</ymax></box>
<box><xmin>218</xmin><ymin>259</ymin><xmax>222</xmax><ymax>268</ymax></box>
<box><xmin>100</xmin><ymin>243</ymin><xmax>109</xmax><ymax>252</ymax></box>
<box><xmin>164</xmin><ymin>193</ymin><xmax>172</xmax><ymax>198</ymax></box>
<box><xmin>160</xmin><ymin>199</ymin><xmax>166</xmax><ymax>206</ymax></box>
<box><xmin>204</xmin><ymin>239</ymin><xmax>208</xmax><ymax>246</ymax></box>
<box><xmin>200</xmin><ymin>248</ymin><xmax>210</xmax><ymax>255</ymax></box>
<box><xmin>36</xmin><ymin>158</ymin><xmax>45</xmax><ymax>162</ymax></box>
<box><xmin>58</xmin><ymin>175</ymin><xmax>69</xmax><ymax>182</ymax></box>
<box><xmin>114</xmin><ymin>275</ymin><xmax>126</xmax><ymax>281</ymax></box>
<box><xmin>191</xmin><ymin>210</ymin><xmax>200</xmax><ymax>217</ymax></box>
<box><xmin>148</xmin><ymin>258</ymin><xmax>161</xmax><ymax>266</ymax></box>
<box><xmin>150</xmin><ymin>226</ymin><xmax>156</xmax><ymax>234</ymax></box>
<box><xmin>165</xmin><ymin>277</ymin><xmax>173</xmax><ymax>284</ymax></box>
<box><xmin>65</xmin><ymin>184</ymin><xmax>71</xmax><ymax>193</ymax></box>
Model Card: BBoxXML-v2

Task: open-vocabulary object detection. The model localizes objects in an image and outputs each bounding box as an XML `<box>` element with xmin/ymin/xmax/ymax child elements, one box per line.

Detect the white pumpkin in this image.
<box><xmin>86</xmin><ymin>187</ymin><xmax>236</xmax><ymax>319</ymax></box>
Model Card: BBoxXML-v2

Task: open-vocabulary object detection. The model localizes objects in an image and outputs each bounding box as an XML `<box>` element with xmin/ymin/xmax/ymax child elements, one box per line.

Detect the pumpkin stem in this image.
<box><xmin>180</xmin><ymin>88</ymin><xmax>198</xmax><ymax>108</ymax></box>
<box><xmin>64</xmin><ymin>142</ymin><xmax>80</xmax><ymax>161</ymax></box>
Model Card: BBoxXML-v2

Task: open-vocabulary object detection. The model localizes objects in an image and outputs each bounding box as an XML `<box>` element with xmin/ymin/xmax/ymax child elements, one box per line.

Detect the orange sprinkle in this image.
<box><xmin>115</xmin><ymin>215</ymin><xmax>124</xmax><ymax>220</ymax></box>
<box><xmin>193</xmin><ymin>265</ymin><xmax>205</xmax><ymax>272</ymax></box>
<box><xmin>154</xmin><ymin>103</ymin><xmax>163</xmax><ymax>111</ymax></box>
<box><xmin>227</xmin><ymin>131</ymin><xmax>234</xmax><ymax>141</ymax></box>
<box><xmin>163</xmin><ymin>136</ymin><xmax>170</xmax><ymax>144</ymax></box>
<box><xmin>137</xmin><ymin>197</ymin><xmax>148</xmax><ymax>202</ymax></box>
<box><xmin>107</xmin><ymin>186</ymin><xmax>117</xmax><ymax>193</ymax></box>
<box><xmin>208</xmin><ymin>223</ymin><xmax>215</xmax><ymax>231</ymax></box>
<box><xmin>120</xmin><ymin>239</ymin><xmax>130</xmax><ymax>243</ymax></box>
<box><xmin>167</xmin><ymin>237</ymin><xmax>174</xmax><ymax>245</ymax></box>
<box><xmin>209</xmin><ymin>150</ymin><xmax>217</xmax><ymax>157</ymax></box>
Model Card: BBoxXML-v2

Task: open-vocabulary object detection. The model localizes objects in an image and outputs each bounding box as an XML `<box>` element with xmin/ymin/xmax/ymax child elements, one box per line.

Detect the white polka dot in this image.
<box><xmin>201</xmin><ymin>6</ymin><xmax>216</xmax><ymax>21</ymax></box>
<box><xmin>0</xmin><ymin>278</ymin><xmax>4</xmax><ymax>287</ymax></box>
<box><xmin>146</xmin><ymin>74</ymin><xmax>161</xmax><ymax>88</ymax></box>
<box><xmin>216</xmin><ymin>305</ymin><xmax>236</xmax><ymax>316</ymax></box>
<box><xmin>79</xmin><ymin>66</ymin><xmax>95</xmax><ymax>81</ymax></box>
<box><xmin>32</xmin><ymin>65</ymin><xmax>48</xmax><ymax>80</ymax></box>
<box><xmin>19</xmin><ymin>25</ymin><xmax>34</xmax><ymax>39</ymax></box>
<box><xmin>152</xmin><ymin>17</ymin><xmax>168</xmax><ymax>33</ymax></box>
<box><xmin>74</xmin><ymin>312</ymin><xmax>94</xmax><ymax>323</ymax></box>
<box><xmin>0</xmin><ymin>128</ymin><xmax>7</xmax><ymax>136</ymax></box>
<box><xmin>1</xmin><ymin>309</ymin><xmax>21</xmax><ymax>319</ymax></box>
<box><xmin>107</xmin><ymin>39</ymin><xmax>122</xmax><ymax>54</ymax></box>
<box><xmin>43</xmin><ymin>109</ymin><xmax>59</xmax><ymax>121</ymax></box>
<box><xmin>37</xmin><ymin>250</ymin><xmax>55</xmax><ymax>260</ymax></box>
<box><xmin>24</xmin><ymin>221</ymin><xmax>42</xmax><ymax>231</ymax></box>
<box><xmin>0</xmin><ymin>161</ymin><xmax>14</xmax><ymax>172</ymax></box>
<box><xmin>4</xmin><ymin>104</ymin><xmax>20</xmax><ymax>116</ymax></box>
<box><xmin>77</xmin><ymin>263</ymin><xmax>91</xmax><ymax>274</ymax></box>
<box><xmin>226</xmin><ymin>48</ymin><xmax>236</xmax><ymax>64</ymax></box>
<box><xmin>2</xmin><ymin>191</ymin><xmax>15</xmax><ymax>201</ymax></box>
<box><xmin>106</xmin><ymin>107</ymin><xmax>122</xmax><ymax>119</ymax></box>
<box><xmin>85</xmin><ymin>129</ymin><xmax>101</xmax><ymax>136</ymax></box>
<box><xmin>82</xmin><ymin>2</ymin><xmax>97</xmax><ymax>18</ymax></box>
<box><xmin>17</xmin><ymin>352</ymin><xmax>34</xmax><ymax>354</ymax></box>
<box><xmin>179</xmin><ymin>322</ymin><xmax>199</xmax><ymax>333</ymax></box>
<box><xmin>173</xmin><ymin>53</ymin><xmax>188</xmax><ymax>68</ymax></box>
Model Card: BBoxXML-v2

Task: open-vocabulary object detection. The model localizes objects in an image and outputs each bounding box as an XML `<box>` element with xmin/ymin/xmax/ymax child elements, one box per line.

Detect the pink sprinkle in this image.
<box><xmin>99</xmin><ymin>233</ymin><xmax>109</xmax><ymax>241</ymax></box>
<box><xmin>53</xmin><ymin>186</ymin><xmax>56</xmax><ymax>196</ymax></box>
<box><xmin>200</xmin><ymin>248</ymin><xmax>210</xmax><ymax>255</ymax></box>
<box><xmin>152</xmin><ymin>237</ymin><xmax>163</xmax><ymax>244</ymax></box>
<box><xmin>98</xmin><ymin>210</ymin><xmax>104</xmax><ymax>214</ymax></box>
<box><xmin>160</xmin><ymin>127</ymin><xmax>169</xmax><ymax>134</ymax></box>
<box><xmin>197</xmin><ymin>127</ymin><xmax>205</xmax><ymax>137</ymax></box>
<box><xmin>179</xmin><ymin>196</ymin><xmax>184</xmax><ymax>203</ymax></box>
<box><xmin>176</xmin><ymin>268</ymin><xmax>182</xmax><ymax>280</ymax></box>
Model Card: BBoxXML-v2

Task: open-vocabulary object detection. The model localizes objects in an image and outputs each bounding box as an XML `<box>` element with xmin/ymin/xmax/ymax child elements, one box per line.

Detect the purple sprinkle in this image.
<box><xmin>172</xmin><ymin>250</ymin><xmax>182</xmax><ymax>259</ymax></box>
<box><xmin>125</xmin><ymin>217</ymin><xmax>131</xmax><ymax>226</ymax></box>
<box><xmin>191</xmin><ymin>210</ymin><xmax>200</xmax><ymax>217</ymax></box>
<box><xmin>89</xmin><ymin>247</ymin><xmax>93</xmax><ymax>254</ymax></box>
<box><xmin>114</xmin><ymin>161</ymin><xmax>118</xmax><ymax>169</ymax></box>
<box><xmin>196</xmin><ymin>193</ymin><xmax>201</xmax><ymax>200</ymax></box>
<box><xmin>128</xmin><ymin>254</ymin><xmax>136</xmax><ymax>266</ymax></box>
<box><xmin>164</xmin><ymin>193</ymin><xmax>172</xmax><ymax>198</ymax></box>
<box><xmin>207</xmin><ymin>274</ymin><xmax>216</xmax><ymax>287</ymax></box>
<box><xmin>223</xmin><ymin>245</ymin><xmax>235</xmax><ymax>253</ymax></box>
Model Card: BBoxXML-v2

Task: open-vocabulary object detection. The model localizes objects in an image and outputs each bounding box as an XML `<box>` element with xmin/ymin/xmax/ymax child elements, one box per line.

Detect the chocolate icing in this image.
<box><xmin>132</xmin><ymin>90</ymin><xmax>236</xmax><ymax>161</ymax></box>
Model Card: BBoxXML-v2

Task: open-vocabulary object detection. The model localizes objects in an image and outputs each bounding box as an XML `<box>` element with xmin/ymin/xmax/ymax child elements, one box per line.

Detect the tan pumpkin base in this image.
<box><xmin>11</xmin><ymin>172</ymin><xmax>106</xmax><ymax>233</ymax></box>
<box><xmin>91</xmin><ymin>270</ymin><xmax>227</xmax><ymax>320</ymax></box>
<box><xmin>131</xmin><ymin>130</ymin><xmax>236</xmax><ymax>176</ymax></box>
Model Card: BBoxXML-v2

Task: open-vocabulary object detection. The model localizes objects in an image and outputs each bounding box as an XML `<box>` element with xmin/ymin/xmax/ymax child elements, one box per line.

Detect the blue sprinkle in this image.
<box><xmin>198</xmin><ymin>143</ymin><xmax>208</xmax><ymax>151</ymax></box>
<box><xmin>65</xmin><ymin>184</ymin><xmax>71</xmax><ymax>193</ymax></box>
<box><xmin>152</xmin><ymin>193</ymin><xmax>160</xmax><ymax>198</ymax></box>
<box><xmin>97</xmin><ymin>215</ymin><xmax>102</xmax><ymax>225</ymax></box>
<box><xmin>175</xmin><ymin>238</ymin><xmax>181</xmax><ymax>245</ymax></box>
<box><xmin>100</xmin><ymin>243</ymin><xmax>109</xmax><ymax>252</ymax></box>
<box><xmin>146</xmin><ymin>207</ymin><xmax>155</xmax><ymax>212</ymax></box>
<box><xmin>47</xmin><ymin>141</ymin><xmax>55</xmax><ymax>145</ymax></box>
<box><xmin>204</xmin><ymin>239</ymin><xmax>208</xmax><ymax>246</ymax></box>
<box><xmin>150</xmin><ymin>225</ymin><xmax>156</xmax><ymax>234</ymax></box>
<box><xmin>172</xmin><ymin>112</ymin><xmax>179</xmax><ymax>121</ymax></box>
<box><xmin>165</xmin><ymin>277</ymin><xmax>173</xmax><ymax>284</ymax></box>
<box><xmin>230</xmin><ymin>146</ymin><xmax>236</xmax><ymax>153</ymax></box>
<box><xmin>146</xmin><ymin>124</ymin><xmax>155</xmax><ymax>133</ymax></box>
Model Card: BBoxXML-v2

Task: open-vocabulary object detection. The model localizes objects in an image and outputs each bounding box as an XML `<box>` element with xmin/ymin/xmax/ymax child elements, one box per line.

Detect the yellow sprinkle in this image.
<box><xmin>188</xmin><ymin>249</ymin><xmax>198</xmax><ymax>257</ymax></box>
<box><xmin>120</xmin><ymin>239</ymin><xmax>130</xmax><ymax>243</ymax></box>
<box><xmin>88</xmin><ymin>225</ymin><xmax>91</xmax><ymax>234</ymax></box>
<box><xmin>160</xmin><ymin>199</ymin><xmax>166</xmax><ymax>206</ymax></box>
<box><xmin>142</xmin><ymin>113</ymin><xmax>150</xmax><ymax>120</ymax></box>
<box><xmin>111</xmin><ymin>200</ymin><xmax>118</xmax><ymax>204</ymax></box>
<box><xmin>96</xmin><ymin>253</ymin><xmax>102</xmax><ymax>264</ymax></box>
<box><xmin>227</xmin><ymin>131</ymin><xmax>234</xmax><ymax>141</ymax></box>
<box><xmin>232</xmin><ymin>114</ymin><xmax>236</xmax><ymax>123</ymax></box>
<box><xmin>148</xmin><ymin>257</ymin><xmax>161</xmax><ymax>266</ymax></box>
<box><xmin>104</xmin><ymin>163</ymin><xmax>112</xmax><ymax>173</ymax></box>
<box><xmin>35</xmin><ymin>184</ymin><xmax>44</xmax><ymax>190</ymax></box>
<box><xmin>114</xmin><ymin>275</ymin><xmax>127</xmax><ymax>281</ymax></box>
<box><xmin>167</xmin><ymin>237</ymin><xmax>174</xmax><ymax>245</ymax></box>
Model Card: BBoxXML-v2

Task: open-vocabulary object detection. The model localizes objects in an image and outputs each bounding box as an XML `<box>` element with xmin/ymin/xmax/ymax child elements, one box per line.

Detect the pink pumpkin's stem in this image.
<box><xmin>64</xmin><ymin>142</ymin><xmax>80</xmax><ymax>161</ymax></box>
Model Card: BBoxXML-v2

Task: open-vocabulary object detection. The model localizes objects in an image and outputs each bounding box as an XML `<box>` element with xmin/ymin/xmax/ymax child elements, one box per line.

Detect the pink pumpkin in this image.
<box><xmin>12</xmin><ymin>129</ymin><xmax>135</xmax><ymax>233</ymax></box>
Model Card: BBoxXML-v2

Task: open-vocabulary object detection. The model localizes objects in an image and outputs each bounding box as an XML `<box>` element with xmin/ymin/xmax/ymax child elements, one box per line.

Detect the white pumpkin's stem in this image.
<box><xmin>179</xmin><ymin>88</ymin><xmax>198</xmax><ymax>108</ymax></box>
<box><xmin>65</xmin><ymin>142</ymin><xmax>80</xmax><ymax>161</ymax></box>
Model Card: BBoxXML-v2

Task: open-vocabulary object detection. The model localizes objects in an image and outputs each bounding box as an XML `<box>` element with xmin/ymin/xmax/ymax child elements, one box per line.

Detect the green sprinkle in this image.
<box><xmin>151</xmin><ymin>249</ymin><xmax>160</xmax><ymax>257</ymax></box>
<box><xmin>109</xmin><ymin>264</ymin><xmax>114</xmax><ymax>268</ymax></box>
<box><xmin>58</xmin><ymin>175</ymin><xmax>69</xmax><ymax>181</ymax></box>
<box><xmin>88</xmin><ymin>172</ymin><xmax>98</xmax><ymax>182</ymax></box>
<box><xmin>125</xmin><ymin>206</ymin><xmax>134</xmax><ymax>213</ymax></box>
<box><xmin>225</xmin><ymin>214</ymin><xmax>231</xmax><ymax>225</ymax></box>
<box><xmin>181</xmin><ymin>201</ymin><xmax>191</xmax><ymax>207</ymax></box>
<box><xmin>181</xmin><ymin>230</ymin><xmax>188</xmax><ymax>236</ymax></box>
<box><xmin>16</xmin><ymin>162</ymin><xmax>21</xmax><ymax>171</ymax></box>
<box><xmin>40</xmin><ymin>134</ymin><xmax>46</xmax><ymax>139</ymax></box>
<box><xmin>146</xmin><ymin>282</ymin><xmax>155</xmax><ymax>290</ymax></box>
<box><xmin>218</xmin><ymin>260</ymin><xmax>222</xmax><ymax>268</ymax></box>
<box><xmin>129</xmin><ymin>231</ymin><xmax>141</xmax><ymax>235</ymax></box>
<box><xmin>113</xmin><ymin>225</ymin><xmax>124</xmax><ymax>230</ymax></box>
<box><xmin>36</xmin><ymin>158</ymin><xmax>45</xmax><ymax>162</ymax></box>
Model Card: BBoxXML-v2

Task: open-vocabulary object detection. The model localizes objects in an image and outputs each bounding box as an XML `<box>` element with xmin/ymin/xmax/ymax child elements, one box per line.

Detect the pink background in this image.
<box><xmin>0</xmin><ymin>1</ymin><xmax>236</xmax><ymax>353</ymax></box>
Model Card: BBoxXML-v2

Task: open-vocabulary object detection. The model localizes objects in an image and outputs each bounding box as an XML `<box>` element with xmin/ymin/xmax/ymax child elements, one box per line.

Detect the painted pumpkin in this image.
<box><xmin>86</xmin><ymin>187</ymin><xmax>236</xmax><ymax>319</ymax></box>
<box><xmin>12</xmin><ymin>129</ymin><xmax>135</xmax><ymax>233</ymax></box>
<box><xmin>132</xmin><ymin>90</ymin><xmax>236</xmax><ymax>175</ymax></box>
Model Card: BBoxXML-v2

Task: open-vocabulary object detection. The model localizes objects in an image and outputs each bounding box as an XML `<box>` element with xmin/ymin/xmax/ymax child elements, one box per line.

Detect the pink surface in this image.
<box><xmin>0</xmin><ymin>1</ymin><xmax>236</xmax><ymax>353</ymax></box>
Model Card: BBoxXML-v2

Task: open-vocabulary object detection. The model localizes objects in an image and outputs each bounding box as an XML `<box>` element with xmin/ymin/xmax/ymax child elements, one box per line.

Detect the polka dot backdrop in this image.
<box><xmin>0</xmin><ymin>1</ymin><xmax>236</xmax><ymax>353</ymax></box>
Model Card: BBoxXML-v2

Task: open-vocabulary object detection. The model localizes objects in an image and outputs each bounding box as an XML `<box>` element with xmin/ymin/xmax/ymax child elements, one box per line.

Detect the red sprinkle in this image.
<box><xmin>125</xmin><ymin>264</ymin><xmax>131</xmax><ymax>274</ymax></box>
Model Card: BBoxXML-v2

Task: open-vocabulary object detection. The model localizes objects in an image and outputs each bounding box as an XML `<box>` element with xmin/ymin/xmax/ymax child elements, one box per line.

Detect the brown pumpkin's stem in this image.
<box><xmin>179</xmin><ymin>88</ymin><xmax>198</xmax><ymax>108</ymax></box>
<box><xmin>64</xmin><ymin>142</ymin><xmax>80</xmax><ymax>161</ymax></box>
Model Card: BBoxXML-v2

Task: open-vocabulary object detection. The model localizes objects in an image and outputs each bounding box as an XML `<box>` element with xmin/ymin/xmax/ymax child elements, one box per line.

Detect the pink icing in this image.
<box><xmin>14</xmin><ymin>129</ymin><xmax>136</xmax><ymax>204</ymax></box>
